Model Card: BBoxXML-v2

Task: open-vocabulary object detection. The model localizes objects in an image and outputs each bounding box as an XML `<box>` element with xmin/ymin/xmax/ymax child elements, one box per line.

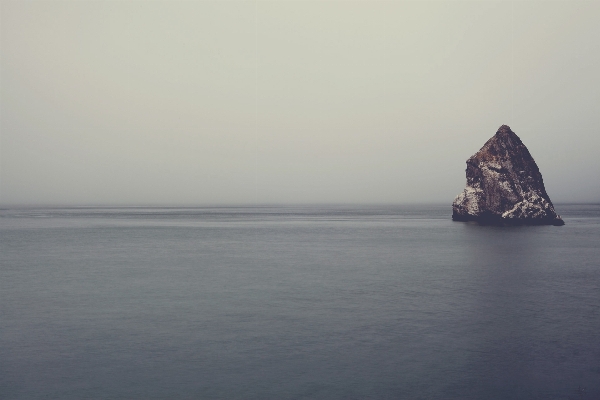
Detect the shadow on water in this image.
<box><xmin>454</xmin><ymin>222</ymin><xmax>600</xmax><ymax>400</ymax></box>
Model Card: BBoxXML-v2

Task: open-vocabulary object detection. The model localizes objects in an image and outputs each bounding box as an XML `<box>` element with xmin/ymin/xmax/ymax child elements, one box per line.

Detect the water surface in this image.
<box><xmin>1</xmin><ymin>204</ymin><xmax>599</xmax><ymax>399</ymax></box>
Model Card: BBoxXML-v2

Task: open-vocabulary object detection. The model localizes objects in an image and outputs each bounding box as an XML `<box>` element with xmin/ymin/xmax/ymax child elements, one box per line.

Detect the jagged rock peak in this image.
<box><xmin>452</xmin><ymin>125</ymin><xmax>564</xmax><ymax>226</ymax></box>
<box><xmin>498</xmin><ymin>124</ymin><xmax>511</xmax><ymax>132</ymax></box>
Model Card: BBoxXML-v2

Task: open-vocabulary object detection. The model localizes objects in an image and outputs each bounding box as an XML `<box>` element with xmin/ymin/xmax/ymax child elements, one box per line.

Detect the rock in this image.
<box><xmin>452</xmin><ymin>125</ymin><xmax>564</xmax><ymax>225</ymax></box>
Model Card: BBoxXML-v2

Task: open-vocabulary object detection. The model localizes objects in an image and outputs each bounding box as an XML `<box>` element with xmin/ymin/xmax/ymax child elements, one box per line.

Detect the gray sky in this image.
<box><xmin>1</xmin><ymin>0</ymin><xmax>599</xmax><ymax>206</ymax></box>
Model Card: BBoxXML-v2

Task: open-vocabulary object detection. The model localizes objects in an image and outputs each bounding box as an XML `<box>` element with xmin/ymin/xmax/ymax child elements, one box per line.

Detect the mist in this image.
<box><xmin>1</xmin><ymin>1</ymin><xmax>599</xmax><ymax>206</ymax></box>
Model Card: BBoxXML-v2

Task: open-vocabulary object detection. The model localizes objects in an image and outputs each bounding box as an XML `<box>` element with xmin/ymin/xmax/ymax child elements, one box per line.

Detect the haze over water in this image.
<box><xmin>2</xmin><ymin>1</ymin><xmax>599</xmax><ymax>206</ymax></box>
<box><xmin>2</xmin><ymin>204</ymin><xmax>599</xmax><ymax>399</ymax></box>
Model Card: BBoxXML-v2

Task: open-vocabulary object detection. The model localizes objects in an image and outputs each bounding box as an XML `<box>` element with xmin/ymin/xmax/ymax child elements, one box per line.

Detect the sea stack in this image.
<box><xmin>452</xmin><ymin>125</ymin><xmax>564</xmax><ymax>225</ymax></box>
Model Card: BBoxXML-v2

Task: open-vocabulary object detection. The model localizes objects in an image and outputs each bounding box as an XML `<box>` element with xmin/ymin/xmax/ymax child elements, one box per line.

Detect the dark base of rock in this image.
<box><xmin>452</xmin><ymin>212</ymin><xmax>564</xmax><ymax>226</ymax></box>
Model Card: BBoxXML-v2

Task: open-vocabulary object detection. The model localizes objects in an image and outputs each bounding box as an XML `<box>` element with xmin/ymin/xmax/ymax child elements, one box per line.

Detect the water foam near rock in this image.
<box><xmin>452</xmin><ymin>125</ymin><xmax>564</xmax><ymax>226</ymax></box>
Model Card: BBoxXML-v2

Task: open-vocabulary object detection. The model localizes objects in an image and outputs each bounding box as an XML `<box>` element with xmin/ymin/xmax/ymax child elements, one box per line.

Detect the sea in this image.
<box><xmin>1</xmin><ymin>204</ymin><xmax>599</xmax><ymax>400</ymax></box>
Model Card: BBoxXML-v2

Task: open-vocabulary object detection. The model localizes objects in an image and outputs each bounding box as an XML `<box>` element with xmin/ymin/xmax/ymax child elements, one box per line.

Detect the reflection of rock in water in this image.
<box><xmin>452</xmin><ymin>125</ymin><xmax>564</xmax><ymax>225</ymax></box>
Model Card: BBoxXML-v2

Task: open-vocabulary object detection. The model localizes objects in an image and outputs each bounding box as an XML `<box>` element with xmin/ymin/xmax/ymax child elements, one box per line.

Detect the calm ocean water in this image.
<box><xmin>1</xmin><ymin>204</ymin><xmax>599</xmax><ymax>400</ymax></box>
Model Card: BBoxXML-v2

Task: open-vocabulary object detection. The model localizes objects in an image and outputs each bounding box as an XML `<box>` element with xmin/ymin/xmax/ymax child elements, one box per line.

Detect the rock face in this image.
<box><xmin>452</xmin><ymin>125</ymin><xmax>564</xmax><ymax>225</ymax></box>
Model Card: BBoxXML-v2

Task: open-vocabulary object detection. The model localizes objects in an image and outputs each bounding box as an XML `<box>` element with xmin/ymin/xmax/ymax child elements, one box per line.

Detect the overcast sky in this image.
<box><xmin>1</xmin><ymin>0</ymin><xmax>598</xmax><ymax>206</ymax></box>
